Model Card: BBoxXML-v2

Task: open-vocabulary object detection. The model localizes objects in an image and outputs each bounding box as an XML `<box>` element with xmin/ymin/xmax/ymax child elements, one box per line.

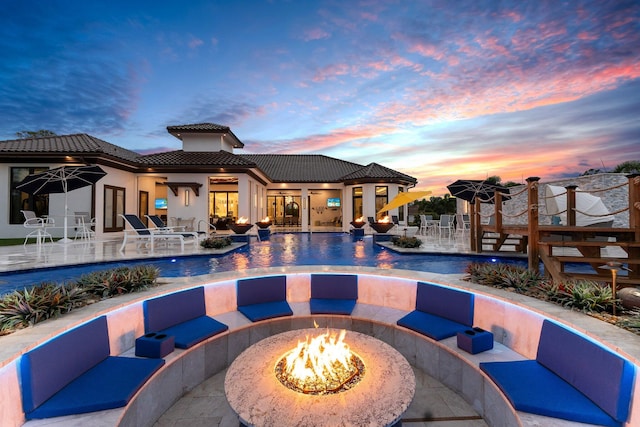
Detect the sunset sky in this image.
<box><xmin>1</xmin><ymin>1</ymin><xmax>638</xmax><ymax>195</ymax></box>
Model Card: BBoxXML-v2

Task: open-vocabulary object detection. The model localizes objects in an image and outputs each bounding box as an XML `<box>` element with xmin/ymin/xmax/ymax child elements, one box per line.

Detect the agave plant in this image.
<box><xmin>200</xmin><ymin>236</ymin><xmax>233</xmax><ymax>249</ymax></box>
<box><xmin>391</xmin><ymin>236</ymin><xmax>422</xmax><ymax>248</ymax></box>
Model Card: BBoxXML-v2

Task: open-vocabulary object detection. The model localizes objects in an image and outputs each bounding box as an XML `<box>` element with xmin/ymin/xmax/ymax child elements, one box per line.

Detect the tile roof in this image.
<box><xmin>0</xmin><ymin>133</ymin><xmax>141</xmax><ymax>162</ymax></box>
<box><xmin>139</xmin><ymin>150</ymin><xmax>256</xmax><ymax>167</ymax></box>
<box><xmin>340</xmin><ymin>162</ymin><xmax>417</xmax><ymax>184</ymax></box>
<box><xmin>0</xmin><ymin>133</ymin><xmax>416</xmax><ymax>185</ymax></box>
<box><xmin>166</xmin><ymin>123</ymin><xmax>244</xmax><ymax>148</ymax></box>
<box><xmin>241</xmin><ymin>154</ymin><xmax>364</xmax><ymax>182</ymax></box>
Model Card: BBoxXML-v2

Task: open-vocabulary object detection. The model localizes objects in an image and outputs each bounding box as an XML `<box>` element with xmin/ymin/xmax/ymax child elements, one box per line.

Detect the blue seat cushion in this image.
<box><xmin>20</xmin><ymin>316</ymin><xmax>111</xmax><ymax>413</ymax></box>
<box><xmin>310</xmin><ymin>298</ymin><xmax>357</xmax><ymax>315</ymax></box>
<box><xmin>397</xmin><ymin>310</ymin><xmax>469</xmax><ymax>340</ymax></box>
<box><xmin>144</xmin><ymin>287</ymin><xmax>206</xmax><ymax>332</ymax></box>
<box><xmin>25</xmin><ymin>356</ymin><xmax>164</xmax><ymax>419</ymax></box>
<box><xmin>158</xmin><ymin>316</ymin><xmax>228</xmax><ymax>349</ymax></box>
<box><xmin>480</xmin><ymin>360</ymin><xmax>622</xmax><ymax>427</ymax></box>
<box><xmin>536</xmin><ymin>320</ymin><xmax>634</xmax><ymax>422</ymax></box>
<box><xmin>238</xmin><ymin>301</ymin><xmax>293</xmax><ymax>322</ymax></box>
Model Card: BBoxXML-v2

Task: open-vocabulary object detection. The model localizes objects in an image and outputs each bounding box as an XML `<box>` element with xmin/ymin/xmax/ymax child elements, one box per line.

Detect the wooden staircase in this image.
<box><xmin>538</xmin><ymin>227</ymin><xmax>640</xmax><ymax>287</ymax></box>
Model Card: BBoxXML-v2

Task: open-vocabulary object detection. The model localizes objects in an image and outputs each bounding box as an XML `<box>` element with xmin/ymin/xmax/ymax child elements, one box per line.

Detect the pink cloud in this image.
<box><xmin>303</xmin><ymin>28</ymin><xmax>330</xmax><ymax>41</ymax></box>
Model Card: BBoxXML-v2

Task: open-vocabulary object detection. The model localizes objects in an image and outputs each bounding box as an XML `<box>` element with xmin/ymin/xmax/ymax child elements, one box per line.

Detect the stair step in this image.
<box><xmin>555</xmin><ymin>256</ymin><xmax>640</xmax><ymax>264</ymax></box>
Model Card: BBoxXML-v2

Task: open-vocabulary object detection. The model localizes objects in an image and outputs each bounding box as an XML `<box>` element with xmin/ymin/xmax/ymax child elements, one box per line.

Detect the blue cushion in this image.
<box><xmin>415</xmin><ymin>282</ymin><xmax>473</xmax><ymax>326</ymax></box>
<box><xmin>310</xmin><ymin>298</ymin><xmax>357</xmax><ymax>315</ymax></box>
<box><xmin>396</xmin><ymin>310</ymin><xmax>469</xmax><ymax>340</ymax></box>
<box><xmin>536</xmin><ymin>320</ymin><xmax>634</xmax><ymax>422</ymax></box>
<box><xmin>310</xmin><ymin>274</ymin><xmax>358</xmax><ymax>300</ymax></box>
<box><xmin>144</xmin><ymin>287</ymin><xmax>206</xmax><ymax>332</ymax></box>
<box><xmin>159</xmin><ymin>316</ymin><xmax>228</xmax><ymax>349</ymax></box>
<box><xmin>480</xmin><ymin>360</ymin><xmax>622</xmax><ymax>427</ymax></box>
<box><xmin>238</xmin><ymin>301</ymin><xmax>293</xmax><ymax>322</ymax></box>
<box><xmin>25</xmin><ymin>356</ymin><xmax>164</xmax><ymax>419</ymax></box>
<box><xmin>21</xmin><ymin>316</ymin><xmax>111</xmax><ymax>413</ymax></box>
<box><xmin>237</xmin><ymin>276</ymin><xmax>287</xmax><ymax>306</ymax></box>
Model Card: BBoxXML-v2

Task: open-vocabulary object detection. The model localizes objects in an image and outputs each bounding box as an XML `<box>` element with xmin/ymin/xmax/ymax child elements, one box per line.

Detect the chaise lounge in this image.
<box><xmin>120</xmin><ymin>214</ymin><xmax>200</xmax><ymax>251</ymax></box>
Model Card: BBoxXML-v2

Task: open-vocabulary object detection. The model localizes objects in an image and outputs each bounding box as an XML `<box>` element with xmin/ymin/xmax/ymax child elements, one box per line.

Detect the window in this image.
<box><xmin>209</xmin><ymin>191</ymin><xmax>238</xmax><ymax>219</ymax></box>
<box><xmin>352</xmin><ymin>187</ymin><xmax>363</xmax><ymax>220</ymax></box>
<box><xmin>104</xmin><ymin>185</ymin><xmax>125</xmax><ymax>232</ymax></box>
<box><xmin>398</xmin><ymin>188</ymin><xmax>405</xmax><ymax>221</ymax></box>
<box><xmin>375</xmin><ymin>186</ymin><xmax>388</xmax><ymax>218</ymax></box>
<box><xmin>10</xmin><ymin>167</ymin><xmax>49</xmax><ymax>224</ymax></box>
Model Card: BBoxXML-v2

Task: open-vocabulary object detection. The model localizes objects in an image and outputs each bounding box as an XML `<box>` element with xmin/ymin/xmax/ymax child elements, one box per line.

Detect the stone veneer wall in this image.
<box><xmin>483</xmin><ymin>173</ymin><xmax>629</xmax><ymax>228</ymax></box>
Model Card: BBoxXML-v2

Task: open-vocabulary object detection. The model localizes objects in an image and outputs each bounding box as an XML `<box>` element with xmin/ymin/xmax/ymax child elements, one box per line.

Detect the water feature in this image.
<box><xmin>0</xmin><ymin>233</ymin><xmax>526</xmax><ymax>294</ymax></box>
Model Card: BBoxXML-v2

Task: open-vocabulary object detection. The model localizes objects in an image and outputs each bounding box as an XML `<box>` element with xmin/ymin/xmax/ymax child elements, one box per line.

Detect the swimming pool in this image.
<box><xmin>0</xmin><ymin>233</ymin><xmax>527</xmax><ymax>294</ymax></box>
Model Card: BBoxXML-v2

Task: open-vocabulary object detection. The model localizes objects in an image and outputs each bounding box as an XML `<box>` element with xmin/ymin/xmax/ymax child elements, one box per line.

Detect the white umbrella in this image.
<box><xmin>545</xmin><ymin>184</ymin><xmax>614</xmax><ymax>227</ymax></box>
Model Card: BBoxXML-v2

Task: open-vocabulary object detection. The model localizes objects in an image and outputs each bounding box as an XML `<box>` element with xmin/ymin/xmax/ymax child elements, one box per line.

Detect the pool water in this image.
<box><xmin>0</xmin><ymin>233</ymin><xmax>527</xmax><ymax>294</ymax></box>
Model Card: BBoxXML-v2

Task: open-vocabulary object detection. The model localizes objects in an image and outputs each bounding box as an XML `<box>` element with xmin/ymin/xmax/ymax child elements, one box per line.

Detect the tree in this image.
<box><xmin>612</xmin><ymin>161</ymin><xmax>640</xmax><ymax>174</ymax></box>
<box><xmin>15</xmin><ymin>130</ymin><xmax>57</xmax><ymax>139</ymax></box>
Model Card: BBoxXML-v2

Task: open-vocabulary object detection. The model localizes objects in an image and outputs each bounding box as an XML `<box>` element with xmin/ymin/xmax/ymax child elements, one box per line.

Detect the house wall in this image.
<box><xmin>181</xmin><ymin>134</ymin><xmax>232</xmax><ymax>152</ymax></box>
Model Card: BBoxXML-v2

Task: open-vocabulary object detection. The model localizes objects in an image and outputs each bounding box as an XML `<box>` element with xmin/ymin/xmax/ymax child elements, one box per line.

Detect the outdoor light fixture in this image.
<box><xmin>598</xmin><ymin>261</ymin><xmax>632</xmax><ymax>316</ymax></box>
<box><xmin>185</xmin><ymin>189</ymin><xmax>190</xmax><ymax>206</ymax></box>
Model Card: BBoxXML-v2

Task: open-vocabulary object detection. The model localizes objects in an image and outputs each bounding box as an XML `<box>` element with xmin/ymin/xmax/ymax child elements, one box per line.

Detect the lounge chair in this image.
<box><xmin>146</xmin><ymin>214</ymin><xmax>185</xmax><ymax>232</ymax></box>
<box><xmin>120</xmin><ymin>214</ymin><xmax>199</xmax><ymax>252</ymax></box>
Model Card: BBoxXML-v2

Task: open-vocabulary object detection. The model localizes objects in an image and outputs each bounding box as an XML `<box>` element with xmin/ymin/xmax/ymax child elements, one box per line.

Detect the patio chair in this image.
<box><xmin>437</xmin><ymin>214</ymin><xmax>454</xmax><ymax>241</ymax></box>
<box><xmin>455</xmin><ymin>213</ymin><xmax>470</xmax><ymax>239</ymax></box>
<box><xmin>119</xmin><ymin>214</ymin><xmax>199</xmax><ymax>252</ymax></box>
<box><xmin>74</xmin><ymin>212</ymin><xmax>95</xmax><ymax>241</ymax></box>
<box><xmin>21</xmin><ymin>210</ymin><xmax>54</xmax><ymax>246</ymax></box>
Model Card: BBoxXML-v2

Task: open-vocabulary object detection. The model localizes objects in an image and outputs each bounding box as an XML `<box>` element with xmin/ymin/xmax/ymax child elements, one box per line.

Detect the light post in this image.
<box><xmin>598</xmin><ymin>261</ymin><xmax>632</xmax><ymax>316</ymax></box>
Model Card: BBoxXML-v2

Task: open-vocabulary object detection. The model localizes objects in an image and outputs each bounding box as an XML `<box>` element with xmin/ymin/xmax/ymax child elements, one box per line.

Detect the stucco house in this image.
<box><xmin>0</xmin><ymin>123</ymin><xmax>417</xmax><ymax>239</ymax></box>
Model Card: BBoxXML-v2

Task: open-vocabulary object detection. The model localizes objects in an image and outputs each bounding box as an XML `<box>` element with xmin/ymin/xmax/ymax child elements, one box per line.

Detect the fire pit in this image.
<box><xmin>255</xmin><ymin>221</ymin><xmax>272</xmax><ymax>229</ymax></box>
<box><xmin>228</xmin><ymin>223</ymin><xmax>253</xmax><ymax>234</ymax></box>
<box><xmin>275</xmin><ymin>328</ymin><xmax>364</xmax><ymax>395</ymax></box>
<box><xmin>350</xmin><ymin>220</ymin><xmax>366</xmax><ymax>229</ymax></box>
<box><xmin>225</xmin><ymin>328</ymin><xmax>415</xmax><ymax>426</ymax></box>
<box><xmin>369</xmin><ymin>222</ymin><xmax>395</xmax><ymax>233</ymax></box>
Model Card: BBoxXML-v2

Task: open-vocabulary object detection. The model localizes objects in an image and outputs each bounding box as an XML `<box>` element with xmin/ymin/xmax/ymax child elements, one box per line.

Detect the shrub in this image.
<box><xmin>0</xmin><ymin>282</ymin><xmax>88</xmax><ymax>331</ymax></box>
<box><xmin>200</xmin><ymin>236</ymin><xmax>233</xmax><ymax>249</ymax></box>
<box><xmin>76</xmin><ymin>265</ymin><xmax>160</xmax><ymax>298</ymax></box>
<box><xmin>391</xmin><ymin>236</ymin><xmax>422</xmax><ymax>248</ymax></box>
<box><xmin>0</xmin><ymin>265</ymin><xmax>159</xmax><ymax>334</ymax></box>
<box><xmin>466</xmin><ymin>262</ymin><xmax>541</xmax><ymax>293</ymax></box>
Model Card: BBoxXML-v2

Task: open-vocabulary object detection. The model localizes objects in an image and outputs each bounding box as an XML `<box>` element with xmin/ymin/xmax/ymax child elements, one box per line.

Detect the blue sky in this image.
<box><xmin>1</xmin><ymin>0</ymin><xmax>638</xmax><ymax>195</ymax></box>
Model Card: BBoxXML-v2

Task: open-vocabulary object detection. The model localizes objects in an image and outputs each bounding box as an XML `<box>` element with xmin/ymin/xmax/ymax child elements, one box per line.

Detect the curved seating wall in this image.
<box><xmin>2</xmin><ymin>270</ymin><xmax>639</xmax><ymax>427</ymax></box>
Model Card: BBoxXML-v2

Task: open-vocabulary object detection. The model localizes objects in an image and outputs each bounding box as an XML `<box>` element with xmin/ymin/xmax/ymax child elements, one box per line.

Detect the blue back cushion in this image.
<box><xmin>415</xmin><ymin>282</ymin><xmax>474</xmax><ymax>326</ymax></box>
<box><xmin>144</xmin><ymin>287</ymin><xmax>206</xmax><ymax>332</ymax></box>
<box><xmin>21</xmin><ymin>316</ymin><xmax>110</xmax><ymax>413</ymax></box>
<box><xmin>311</xmin><ymin>274</ymin><xmax>358</xmax><ymax>300</ymax></box>
<box><xmin>237</xmin><ymin>276</ymin><xmax>286</xmax><ymax>306</ymax></box>
<box><xmin>537</xmin><ymin>320</ymin><xmax>634</xmax><ymax>422</ymax></box>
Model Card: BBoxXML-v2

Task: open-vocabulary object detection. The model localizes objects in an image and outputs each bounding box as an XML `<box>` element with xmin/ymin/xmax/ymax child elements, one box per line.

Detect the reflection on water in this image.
<box><xmin>0</xmin><ymin>233</ymin><xmax>528</xmax><ymax>295</ymax></box>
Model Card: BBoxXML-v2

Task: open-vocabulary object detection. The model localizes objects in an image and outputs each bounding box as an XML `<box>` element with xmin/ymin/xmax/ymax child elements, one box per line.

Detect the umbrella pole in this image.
<box><xmin>59</xmin><ymin>185</ymin><xmax>72</xmax><ymax>244</ymax></box>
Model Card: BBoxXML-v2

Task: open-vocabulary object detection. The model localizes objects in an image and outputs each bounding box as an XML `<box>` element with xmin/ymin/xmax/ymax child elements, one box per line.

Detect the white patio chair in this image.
<box><xmin>74</xmin><ymin>212</ymin><xmax>95</xmax><ymax>241</ymax></box>
<box><xmin>21</xmin><ymin>210</ymin><xmax>54</xmax><ymax>246</ymax></box>
<box><xmin>437</xmin><ymin>214</ymin><xmax>454</xmax><ymax>241</ymax></box>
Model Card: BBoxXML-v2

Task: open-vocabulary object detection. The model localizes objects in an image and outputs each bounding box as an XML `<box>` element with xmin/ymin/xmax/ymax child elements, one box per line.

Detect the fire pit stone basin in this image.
<box><xmin>369</xmin><ymin>222</ymin><xmax>395</xmax><ymax>233</ymax></box>
<box><xmin>349</xmin><ymin>220</ymin><xmax>366</xmax><ymax>229</ymax></box>
<box><xmin>225</xmin><ymin>328</ymin><xmax>415</xmax><ymax>427</ymax></box>
<box><xmin>228</xmin><ymin>223</ymin><xmax>254</xmax><ymax>234</ymax></box>
<box><xmin>254</xmin><ymin>221</ymin><xmax>272</xmax><ymax>229</ymax></box>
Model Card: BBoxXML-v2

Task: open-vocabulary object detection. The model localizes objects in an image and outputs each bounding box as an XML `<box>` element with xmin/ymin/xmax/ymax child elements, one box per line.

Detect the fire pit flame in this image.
<box><xmin>275</xmin><ymin>328</ymin><xmax>364</xmax><ymax>395</ymax></box>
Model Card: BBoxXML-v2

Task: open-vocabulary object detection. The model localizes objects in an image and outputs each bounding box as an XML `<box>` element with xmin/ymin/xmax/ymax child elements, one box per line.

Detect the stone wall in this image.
<box><xmin>481</xmin><ymin>173</ymin><xmax>630</xmax><ymax>228</ymax></box>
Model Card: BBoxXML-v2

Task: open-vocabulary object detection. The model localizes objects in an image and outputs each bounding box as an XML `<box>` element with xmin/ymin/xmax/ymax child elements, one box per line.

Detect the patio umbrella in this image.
<box><xmin>447</xmin><ymin>179</ymin><xmax>511</xmax><ymax>204</ymax></box>
<box><xmin>16</xmin><ymin>165</ymin><xmax>107</xmax><ymax>243</ymax></box>
<box><xmin>377</xmin><ymin>190</ymin><xmax>432</xmax><ymax>214</ymax></box>
<box><xmin>545</xmin><ymin>184</ymin><xmax>614</xmax><ymax>227</ymax></box>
